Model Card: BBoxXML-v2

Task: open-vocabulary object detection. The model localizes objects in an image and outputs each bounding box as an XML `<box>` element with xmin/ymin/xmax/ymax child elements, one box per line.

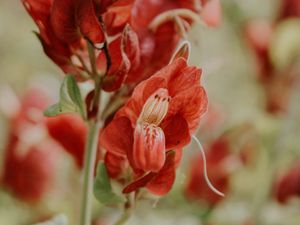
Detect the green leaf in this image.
<box><xmin>33</xmin><ymin>214</ymin><xmax>68</xmax><ymax>225</ymax></box>
<box><xmin>93</xmin><ymin>162</ymin><xmax>125</xmax><ymax>205</ymax></box>
<box><xmin>44</xmin><ymin>75</ymin><xmax>86</xmax><ymax>119</ymax></box>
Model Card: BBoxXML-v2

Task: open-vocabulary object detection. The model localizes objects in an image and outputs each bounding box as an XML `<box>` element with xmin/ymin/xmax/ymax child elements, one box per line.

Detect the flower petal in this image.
<box><xmin>104</xmin><ymin>152</ymin><xmax>128</xmax><ymax>179</ymax></box>
<box><xmin>116</xmin><ymin>76</ymin><xmax>166</xmax><ymax>124</ymax></box>
<box><xmin>161</xmin><ymin>114</ymin><xmax>191</xmax><ymax>150</ymax></box>
<box><xmin>123</xmin><ymin>151</ymin><xmax>176</xmax><ymax>195</ymax></box>
<box><xmin>100</xmin><ymin>116</ymin><xmax>133</xmax><ymax>156</ymax></box>
<box><xmin>133</xmin><ymin>123</ymin><xmax>166</xmax><ymax>172</ymax></box>
<box><xmin>146</xmin><ymin>151</ymin><xmax>176</xmax><ymax>196</ymax></box>
<box><xmin>77</xmin><ymin>0</ymin><xmax>105</xmax><ymax>44</ymax></box>
<box><xmin>46</xmin><ymin>114</ymin><xmax>87</xmax><ymax>168</ymax></box>
<box><xmin>50</xmin><ymin>0</ymin><xmax>80</xmax><ymax>44</ymax></box>
<box><xmin>168</xmin><ymin>86</ymin><xmax>208</xmax><ymax>133</ymax></box>
<box><xmin>101</xmin><ymin>33</ymin><xmax>132</xmax><ymax>91</ymax></box>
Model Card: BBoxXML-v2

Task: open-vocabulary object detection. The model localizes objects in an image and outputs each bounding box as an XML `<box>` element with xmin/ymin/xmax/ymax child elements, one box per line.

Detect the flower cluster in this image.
<box><xmin>244</xmin><ymin>0</ymin><xmax>300</xmax><ymax>115</ymax></box>
<box><xmin>100</xmin><ymin>57</ymin><xmax>208</xmax><ymax>195</ymax></box>
<box><xmin>21</xmin><ymin>0</ymin><xmax>221</xmax><ymax>198</ymax></box>
<box><xmin>22</xmin><ymin>0</ymin><xmax>221</xmax><ymax>89</ymax></box>
<box><xmin>1</xmin><ymin>88</ymin><xmax>87</xmax><ymax>203</ymax></box>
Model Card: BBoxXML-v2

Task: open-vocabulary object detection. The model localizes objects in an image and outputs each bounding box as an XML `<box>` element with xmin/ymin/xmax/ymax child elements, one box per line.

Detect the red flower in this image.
<box><xmin>1</xmin><ymin>88</ymin><xmax>59</xmax><ymax>203</ymax></box>
<box><xmin>100</xmin><ymin>58</ymin><xmax>207</xmax><ymax>195</ymax></box>
<box><xmin>2</xmin><ymin>135</ymin><xmax>59</xmax><ymax>204</ymax></box>
<box><xmin>98</xmin><ymin>24</ymin><xmax>140</xmax><ymax>92</ymax></box>
<box><xmin>185</xmin><ymin>137</ymin><xmax>231</xmax><ymax>206</ymax></box>
<box><xmin>244</xmin><ymin>20</ymin><xmax>273</xmax><ymax>81</ymax></box>
<box><xmin>273</xmin><ymin>163</ymin><xmax>300</xmax><ymax>203</ymax></box>
<box><xmin>46</xmin><ymin>114</ymin><xmax>87</xmax><ymax>168</ymax></box>
<box><xmin>278</xmin><ymin>0</ymin><xmax>300</xmax><ymax>21</ymax></box>
<box><xmin>22</xmin><ymin>0</ymin><xmax>79</xmax><ymax>75</ymax></box>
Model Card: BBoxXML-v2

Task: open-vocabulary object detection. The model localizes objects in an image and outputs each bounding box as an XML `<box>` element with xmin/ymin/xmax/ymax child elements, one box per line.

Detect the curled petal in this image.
<box><xmin>77</xmin><ymin>0</ymin><xmax>105</xmax><ymax>44</ymax></box>
<box><xmin>133</xmin><ymin>123</ymin><xmax>166</xmax><ymax>172</ymax></box>
<box><xmin>123</xmin><ymin>24</ymin><xmax>141</xmax><ymax>70</ymax></box>
<box><xmin>169</xmin><ymin>41</ymin><xmax>191</xmax><ymax>63</ymax></box>
<box><xmin>100</xmin><ymin>116</ymin><xmax>133</xmax><ymax>156</ymax></box>
<box><xmin>50</xmin><ymin>0</ymin><xmax>80</xmax><ymax>44</ymax></box>
<box><xmin>123</xmin><ymin>151</ymin><xmax>176</xmax><ymax>195</ymax></box>
<box><xmin>101</xmin><ymin>36</ymin><xmax>131</xmax><ymax>92</ymax></box>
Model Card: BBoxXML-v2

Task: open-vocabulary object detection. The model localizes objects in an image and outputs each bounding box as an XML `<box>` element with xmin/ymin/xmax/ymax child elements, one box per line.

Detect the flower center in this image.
<box><xmin>138</xmin><ymin>88</ymin><xmax>170</xmax><ymax>126</ymax></box>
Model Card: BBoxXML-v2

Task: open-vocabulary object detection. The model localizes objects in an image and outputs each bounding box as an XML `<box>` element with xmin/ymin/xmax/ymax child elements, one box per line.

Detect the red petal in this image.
<box><xmin>122</xmin><ymin>172</ymin><xmax>155</xmax><ymax>194</ymax></box>
<box><xmin>46</xmin><ymin>114</ymin><xmax>87</xmax><ymax>168</ymax></box>
<box><xmin>22</xmin><ymin>0</ymin><xmax>51</xmax><ymax>23</ymax></box>
<box><xmin>101</xmin><ymin>36</ymin><xmax>131</xmax><ymax>92</ymax></box>
<box><xmin>103</xmin><ymin>1</ymin><xmax>133</xmax><ymax>35</ymax></box>
<box><xmin>50</xmin><ymin>0</ymin><xmax>80</xmax><ymax>44</ymax></box>
<box><xmin>100</xmin><ymin>116</ymin><xmax>133</xmax><ymax>156</ymax></box>
<box><xmin>168</xmin><ymin>86</ymin><xmax>208</xmax><ymax>133</ymax></box>
<box><xmin>77</xmin><ymin>0</ymin><xmax>105</xmax><ymax>44</ymax></box>
<box><xmin>146</xmin><ymin>151</ymin><xmax>176</xmax><ymax>196</ymax></box>
<box><xmin>123</xmin><ymin>151</ymin><xmax>176</xmax><ymax>195</ymax></box>
<box><xmin>105</xmin><ymin>152</ymin><xmax>128</xmax><ymax>179</ymax></box>
<box><xmin>2</xmin><ymin>137</ymin><xmax>59</xmax><ymax>204</ymax></box>
<box><xmin>133</xmin><ymin>123</ymin><xmax>166</xmax><ymax>172</ymax></box>
<box><xmin>116</xmin><ymin>76</ymin><xmax>166</xmax><ymax>124</ymax></box>
<box><xmin>161</xmin><ymin>114</ymin><xmax>191</xmax><ymax>150</ymax></box>
<box><xmin>123</xmin><ymin>24</ymin><xmax>141</xmax><ymax>70</ymax></box>
<box><xmin>167</xmin><ymin>64</ymin><xmax>202</xmax><ymax>96</ymax></box>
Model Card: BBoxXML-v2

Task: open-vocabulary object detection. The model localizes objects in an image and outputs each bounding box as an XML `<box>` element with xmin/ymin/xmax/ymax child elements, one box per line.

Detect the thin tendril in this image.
<box><xmin>192</xmin><ymin>135</ymin><xmax>225</xmax><ymax>197</ymax></box>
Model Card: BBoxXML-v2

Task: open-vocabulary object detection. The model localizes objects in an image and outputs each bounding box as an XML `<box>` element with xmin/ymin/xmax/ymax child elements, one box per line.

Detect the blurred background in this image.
<box><xmin>0</xmin><ymin>0</ymin><xmax>300</xmax><ymax>225</ymax></box>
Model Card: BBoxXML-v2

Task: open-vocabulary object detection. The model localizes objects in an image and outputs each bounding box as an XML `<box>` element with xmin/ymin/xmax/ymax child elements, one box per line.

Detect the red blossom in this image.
<box><xmin>99</xmin><ymin>25</ymin><xmax>139</xmax><ymax>92</ymax></box>
<box><xmin>100</xmin><ymin>58</ymin><xmax>207</xmax><ymax>195</ymax></box>
<box><xmin>22</xmin><ymin>0</ymin><xmax>80</xmax><ymax>75</ymax></box>
<box><xmin>46</xmin><ymin>114</ymin><xmax>87</xmax><ymax>168</ymax></box>
<box><xmin>2</xmin><ymin>135</ymin><xmax>59</xmax><ymax>204</ymax></box>
<box><xmin>274</xmin><ymin>163</ymin><xmax>300</xmax><ymax>203</ymax></box>
<box><xmin>1</xmin><ymin>88</ymin><xmax>58</xmax><ymax>203</ymax></box>
<box><xmin>278</xmin><ymin>0</ymin><xmax>300</xmax><ymax>21</ymax></box>
<box><xmin>185</xmin><ymin>137</ymin><xmax>231</xmax><ymax>206</ymax></box>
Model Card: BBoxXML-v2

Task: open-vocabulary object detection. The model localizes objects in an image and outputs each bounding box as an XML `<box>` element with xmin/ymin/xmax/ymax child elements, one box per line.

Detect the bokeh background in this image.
<box><xmin>0</xmin><ymin>0</ymin><xmax>300</xmax><ymax>225</ymax></box>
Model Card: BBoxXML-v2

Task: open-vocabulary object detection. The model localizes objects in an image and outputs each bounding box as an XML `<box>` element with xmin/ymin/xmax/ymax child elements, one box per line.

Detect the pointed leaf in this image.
<box><xmin>93</xmin><ymin>162</ymin><xmax>125</xmax><ymax>205</ymax></box>
<box><xmin>44</xmin><ymin>75</ymin><xmax>86</xmax><ymax>118</ymax></box>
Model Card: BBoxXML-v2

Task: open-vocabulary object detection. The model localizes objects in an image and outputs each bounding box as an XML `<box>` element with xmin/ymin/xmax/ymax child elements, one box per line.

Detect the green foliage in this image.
<box><xmin>44</xmin><ymin>76</ymin><xmax>86</xmax><ymax>119</ymax></box>
<box><xmin>93</xmin><ymin>162</ymin><xmax>125</xmax><ymax>205</ymax></box>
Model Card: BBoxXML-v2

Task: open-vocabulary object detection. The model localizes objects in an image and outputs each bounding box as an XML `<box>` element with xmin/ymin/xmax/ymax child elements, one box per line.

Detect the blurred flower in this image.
<box><xmin>273</xmin><ymin>162</ymin><xmax>300</xmax><ymax>203</ymax></box>
<box><xmin>185</xmin><ymin>124</ymin><xmax>254</xmax><ymax>206</ymax></box>
<box><xmin>244</xmin><ymin>17</ymin><xmax>299</xmax><ymax>115</ymax></box>
<box><xmin>278</xmin><ymin>0</ymin><xmax>300</xmax><ymax>20</ymax></box>
<box><xmin>1</xmin><ymin>88</ymin><xmax>59</xmax><ymax>203</ymax></box>
<box><xmin>100</xmin><ymin>57</ymin><xmax>207</xmax><ymax>195</ymax></box>
<box><xmin>185</xmin><ymin>136</ymin><xmax>232</xmax><ymax>206</ymax></box>
<box><xmin>46</xmin><ymin>114</ymin><xmax>87</xmax><ymax>168</ymax></box>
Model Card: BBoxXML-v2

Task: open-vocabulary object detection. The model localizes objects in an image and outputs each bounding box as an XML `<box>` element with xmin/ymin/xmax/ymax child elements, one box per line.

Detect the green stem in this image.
<box><xmin>79</xmin><ymin>120</ymin><xmax>100</xmax><ymax>225</ymax></box>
